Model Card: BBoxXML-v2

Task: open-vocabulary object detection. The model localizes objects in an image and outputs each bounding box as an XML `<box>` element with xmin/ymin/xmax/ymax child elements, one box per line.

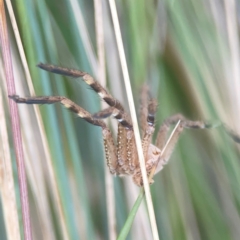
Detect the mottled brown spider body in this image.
<box><xmin>10</xmin><ymin>63</ymin><xmax>212</xmax><ymax>186</ymax></box>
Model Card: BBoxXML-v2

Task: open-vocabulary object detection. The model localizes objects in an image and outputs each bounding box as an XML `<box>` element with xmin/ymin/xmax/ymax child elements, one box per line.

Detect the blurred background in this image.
<box><xmin>1</xmin><ymin>0</ymin><xmax>240</xmax><ymax>239</ymax></box>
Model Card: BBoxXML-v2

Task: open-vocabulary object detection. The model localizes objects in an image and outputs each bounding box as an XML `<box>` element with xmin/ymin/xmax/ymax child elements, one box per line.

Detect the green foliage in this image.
<box><xmin>2</xmin><ymin>0</ymin><xmax>240</xmax><ymax>239</ymax></box>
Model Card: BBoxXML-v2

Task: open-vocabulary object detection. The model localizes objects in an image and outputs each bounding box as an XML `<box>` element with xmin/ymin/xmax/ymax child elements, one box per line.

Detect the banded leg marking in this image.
<box><xmin>103</xmin><ymin>128</ymin><xmax>118</xmax><ymax>174</ymax></box>
<box><xmin>162</xmin><ymin>114</ymin><xmax>212</xmax><ymax>129</ymax></box>
<box><xmin>9</xmin><ymin>95</ymin><xmax>106</xmax><ymax>128</ymax></box>
<box><xmin>133</xmin><ymin>99</ymin><xmax>158</xmax><ymax>186</ymax></box>
<box><xmin>156</xmin><ymin>113</ymin><xmax>211</xmax><ymax>150</ymax></box>
<box><xmin>116</xmin><ymin>124</ymin><xmax>128</xmax><ymax>174</ymax></box>
<box><xmin>140</xmin><ymin>85</ymin><xmax>149</xmax><ymax>135</ymax></box>
<box><xmin>155</xmin><ymin>123</ymin><xmax>184</xmax><ymax>174</ymax></box>
<box><xmin>116</xmin><ymin>125</ymin><xmax>138</xmax><ymax>175</ymax></box>
<box><xmin>142</xmin><ymin>100</ymin><xmax>157</xmax><ymax>162</ymax></box>
<box><xmin>38</xmin><ymin>63</ymin><xmax>124</xmax><ymax>111</ymax></box>
<box><xmin>10</xmin><ymin>94</ymin><xmax>119</xmax><ymax>174</ymax></box>
<box><xmin>93</xmin><ymin>107</ymin><xmax>133</xmax><ymax>130</ymax></box>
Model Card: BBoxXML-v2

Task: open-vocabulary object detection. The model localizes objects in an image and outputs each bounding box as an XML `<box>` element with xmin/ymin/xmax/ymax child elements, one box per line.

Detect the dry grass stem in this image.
<box><xmin>148</xmin><ymin>120</ymin><xmax>181</xmax><ymax>182</ymax></box>
<box><xmin>108</xmin><ymin>0</ymin><xmax>159</xmax><ymax>239</ymax></box>
<box><xmin>0</xmin><ymin>84</ymin><xmax>21</xmax><ymax>240</ymax></box>
<box><xmin>0</xmin><ymin>0</ymin><xmax>32</xmax><ymax>238</ymax></box>
<box><xmin>5</xmin><ymin>1</ymin><xmax>70</xmax><ymax>238</ymax></box>
<box><xmin>94</xmin><ymin>0</ymin><xmax>116</xmax><ymax>239</ymax></box>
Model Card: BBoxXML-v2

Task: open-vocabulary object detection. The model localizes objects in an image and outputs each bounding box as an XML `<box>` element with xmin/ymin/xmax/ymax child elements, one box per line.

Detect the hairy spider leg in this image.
<box><xmin>155</xmin><ymin>123</ymin><xmax>184</xmax><ymax>175</ymax></box>
<box><xmin>38</xmin><ymin>63</ymin><xmax>125</xmax><ymax>112</ymax></box>
<box><xmin>132</xmin><ymin>99</ymin><xmax>159</xmax><ymax>185</ymax></box>
<box><xmin>93</xmin><ymin>107</ymin><xmax>133</xmax><ymax>129</ymax></box>
<box><xmin>37</xmin><ymin>63</ymin><xmax>142</xmax><ymax>175</ymax></box>
<box><xmin>93</xmin><ymin>107</ymin><xmax>138</xmax><ymax>175</ymax></box>
<box><xmin>91</xmin><ymin>96</ymin><xmax>158</xmax><ymax>178</ymax></box>
<box><xmin>93</xmin><ymin>92</ymin><xmax>159</xmax><ymax>180</ymax></box>
<box><xmin>141</xmin><ymin>100</ymin><xmax>158</xmax><ymax>162</ymax></box>
<box><xmin>9</xmin><ymin>95</ymin><xmax>119</xmax><ymax>174</ymax></box>
<box><xmin>153</xmin><ymin>113</ymin><xmax>212</xmax><ymax>175</ymax></box>
<box><xmin>139</xmin><ymin>85</ymin><xmax>158</xmax><ymax>165</ymax></box>
<box><xmin>38</xmin><ymin>63</ymin><xmax>133</xmax><ymax>129</ymax></box>
<box><xmin>139</xmin><ymin>86</ymin><xmax>159</xmax><ymax>164</ymax></box>
<box><xmin>156</xmin><ymin>113</ymin><xmax>212</xmax><ymax>150</ymax></box>
<box><xmin>9</xmin><ymin>63</ymin><xmax>240</xmax><ymax>187</ymax></box>
<box><xmin>139</xmin><ymin>84</ymin><xmax>149</xmax><ymax>135</ymax></box>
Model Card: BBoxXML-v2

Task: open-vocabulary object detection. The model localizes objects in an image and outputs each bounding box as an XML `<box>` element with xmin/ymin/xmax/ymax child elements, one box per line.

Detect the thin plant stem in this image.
<box><xmin>117</xmin><ymin>188</ymin><xmax>145</xmax><ymax>240</ymax></box>
<box><xmin>148</xmin><ymin>120</ymin><xmax>181</xmax><ymax>182</ymax></box>
<box><xmin>108</xmin><ymin>0</ymin><xmax>159</xmax><ymax>239</ymax></box>
<box><xmin>0</xmin><ymin>86</ymin><xmax>21</xmax><ymax>240</ymax></box>
<box><xmin>117</xmin><ymin>121</ymin><xmax>181</xmax><ymax>239</ymax></box>
<box><xmin>0</xmin><ymin>1</ymin><xmax>32</xmax><ymax>239</ymax></box>
<box><xmin>94</xmin><ymin>0</ymin><xmax>117</xmax><ymax>239</ymax></box>
<box><xmin>5</xmin><ymin>1</ymin><xmax>69</xmax><ymax>238</ymax></box>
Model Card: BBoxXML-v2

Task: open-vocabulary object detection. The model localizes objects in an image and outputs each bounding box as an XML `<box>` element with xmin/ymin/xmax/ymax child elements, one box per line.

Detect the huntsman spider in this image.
<box><xmin>9</xmin><ymin>63</ymin><xmax>213</xmax><ymax>186</ymax></box>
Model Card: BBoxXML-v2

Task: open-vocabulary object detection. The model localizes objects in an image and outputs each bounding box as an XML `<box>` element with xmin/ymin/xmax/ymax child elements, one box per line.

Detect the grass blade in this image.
<box><xmin>0</xmin><ymin>1</ymin><xmax>32</xmax><ymax>239</ymax></box>
<box><xmin>108</xmin><ymin>0</ymin><xmax>159</xmax><ymax>239</ymax></box>
<box><xmin>117</xmin><ymin>189</ymin><xmax>145</xmax><ymax>240</ymax></box>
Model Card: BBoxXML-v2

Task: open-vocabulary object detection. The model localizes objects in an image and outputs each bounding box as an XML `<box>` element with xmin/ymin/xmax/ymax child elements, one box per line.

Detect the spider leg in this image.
<box><xmin>36</xmin><ymin>64</ymin><xmax>142</xmax><ymax>177</ymax></box>
<box><xmin>99</xmin><ymin>89</ymin><xmax>158</xmax><ymax>178</ymax></box>
<box><xmin>38</xmin><ymin>63</ymin><xmax>124</xmax><ymax>111</ymax></box>
<box><xmin>153</xmin><ymin>113</ymin><xmax>212</xmax><ymax>176</ymax></box>
<box><xmin>38</xmin><ymin>63</ymin><xmax>134</xmax><ymax>129</ymax></box>
<box><xmin>133</xmin><ymin>117</ymin><xmax>185</xmax><ymax>186</ymax></box>
<box><xmin>37</xmin><ymin>63</ymin><xmax>135</xmax><ymax>129</ymax></box>
<box><xmin>92</xmin><ymin>107</ymin><xmax>115</xmax><ymax>119</ymax></box>
<box><xmin>93</xmin><ymin>110</ymin><xmax>137</xmax><ymax>175</ymax></box>
<box><xmin>139</xmin><ymin>85</ymin><xmax>149</xmax><ymax>135</ymax></box>
<box><xmin>93</xmin><ymin>107</ymin><xmax>133</xmax><ymax>130</ymax></box>
<box><xmin>138</xmin><ymin>86</ymin><xmax>158</xmax><ymax>163</ymax></box>
<box><xmin>93</xmin><ymin>107</ymin><xmax>136</xmax><ymax>175</ymax></box>
<box><xmin>132</xmin><ymin>99</ymin><xmax>158</xmax><ymax>186</ymax></box>
<box><xmin>156</xmin><ymin>113</ymin><xmax>212</xmax><ymax>150</ymax></box>
<box><xmin>142</xmin><ymin>100</ymin><xmax>158</xmax><ymax>161</ymax></box>
<box><xmin>155</xmin><ymin>123</ymin><xmax>184</xmax><ymax>175</ymax></box>
<box><xmin>92</xmin><ymin>106</ymin><xmax>136</xmax><ymax>175</ymax></box>
<box><xmin>9</xmin><ymin>95</ymin><xmax>119</xmax><ymax>174</ymax></box>
<box><xmin>99</xmin><ymin>84</ymin><xmax>157</xmax><ymax>184</ymax></box>
<box><xmin>115</xmin><ymin>124</ymin><xmax>136</xmax><ymax>175</ymax></box>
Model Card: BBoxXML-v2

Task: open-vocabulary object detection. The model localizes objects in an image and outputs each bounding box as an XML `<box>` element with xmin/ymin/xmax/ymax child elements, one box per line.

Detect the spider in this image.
<box><xmin>9</xmin><ymin>63</ymin><xmax>213</xmax><ymax>186</ymax></box>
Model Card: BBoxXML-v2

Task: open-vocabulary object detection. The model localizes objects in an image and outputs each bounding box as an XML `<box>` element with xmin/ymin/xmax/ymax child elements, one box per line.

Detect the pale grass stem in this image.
<box><xmin>117</xmin><ymin>121</ymin><xmax>181</xmax><ymax>239</ymax></box>
<box><xmin>0</xmin><ymin>83</ymin><xmax>21</xmax><ymax>240</ymax></box>
<box><xmin>0</xmin><ymin>0</ymin><xmax>32</xmax><ymax>239</ymax></box>
<box><xmin>108</xmin><ymin>0</ymin><xmax>159</xmax><ymax>239</ymax></box>
<box><xmin>94</xmin><ymin>0</ymin><xmax>117</xmax><ymax>239</ymax></box>
<box><xmin>148</xmin><ymin>120</ymin><xmax>182</xmax><ymax>182</ymax></box>
<box><xmin>5</xmin><ymin>0</ymin><xmax>69</xmax><ymax>238</ymax></box>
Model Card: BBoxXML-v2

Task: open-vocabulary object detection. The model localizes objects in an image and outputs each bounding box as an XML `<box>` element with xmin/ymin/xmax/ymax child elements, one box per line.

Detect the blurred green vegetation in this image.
<box><xmin>1</xmin><ymin>0</ymin><xmax>240</xmax><ymax>239</ymax></box>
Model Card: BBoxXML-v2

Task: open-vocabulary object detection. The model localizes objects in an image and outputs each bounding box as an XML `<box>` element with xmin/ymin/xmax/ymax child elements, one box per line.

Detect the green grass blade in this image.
<box><xmin>117</xmin><ymin>189</ymin><xmax>145</xmax><ymax>240</ymax></box>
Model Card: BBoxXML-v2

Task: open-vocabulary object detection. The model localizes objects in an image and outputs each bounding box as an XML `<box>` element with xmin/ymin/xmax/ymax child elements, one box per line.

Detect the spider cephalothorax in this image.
<box><xmin>10</xmin><ymin>63</ymin><xmax>212</xmax><ymax>186</ymax></box>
